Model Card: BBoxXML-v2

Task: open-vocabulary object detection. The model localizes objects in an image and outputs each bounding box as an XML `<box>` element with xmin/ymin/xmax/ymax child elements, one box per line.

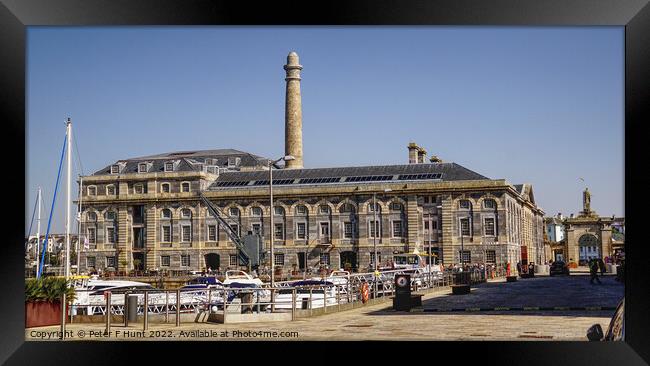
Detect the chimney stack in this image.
<box><xmin>417</xmin><ymin>147</ymin><xmax>427</xmax><ymax>164</ymax></box>
<box><xmin>408</xmin><ymin>142</ymin><xmax>419</xmax><ymax>164</ymax></box>
<box><xmin>284</xmin><ymin>51</ymin><xmax>303</xmax><ymax>169</ymax></box>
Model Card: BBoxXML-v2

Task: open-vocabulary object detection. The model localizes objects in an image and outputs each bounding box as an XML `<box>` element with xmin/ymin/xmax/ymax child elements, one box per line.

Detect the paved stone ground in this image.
<box><xmin>420</xmin><ymin>274</ymin><xmax>623</xmax><ymax>309</ymax></box>
<box><xmin>26</xmin><ymin>275</ymin><xmax>623</xmax><ymax>341</ymax></box>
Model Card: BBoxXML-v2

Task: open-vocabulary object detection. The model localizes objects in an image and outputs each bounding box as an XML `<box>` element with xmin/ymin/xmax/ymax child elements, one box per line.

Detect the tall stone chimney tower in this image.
<box><xmin>284</xmin><ymin>51</ymin><xmax>303</xmax><ymax>169</ymax></box>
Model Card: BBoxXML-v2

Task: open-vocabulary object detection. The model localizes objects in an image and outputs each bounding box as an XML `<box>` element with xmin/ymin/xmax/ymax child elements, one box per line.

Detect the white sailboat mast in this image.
<box><xmin>65</xmin><ymin>118</ymin><xmax>72</xmax><ymax>279</ymax></box>
<box><xmin>77</xmin><ymin>176</ymin><xmax>83</xmax><ymax>272</ymax></box>
<box><xmin>36</xmin><ymin>187</ymin><xmax>41</xmax><ymax>276</ymax></box>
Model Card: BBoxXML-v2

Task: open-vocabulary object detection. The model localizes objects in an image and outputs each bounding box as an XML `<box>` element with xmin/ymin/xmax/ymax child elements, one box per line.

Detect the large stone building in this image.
<box><xmin>77</xmin><ymin>52</ymin><xmax>545</xmax><ymax>274</ymax></box>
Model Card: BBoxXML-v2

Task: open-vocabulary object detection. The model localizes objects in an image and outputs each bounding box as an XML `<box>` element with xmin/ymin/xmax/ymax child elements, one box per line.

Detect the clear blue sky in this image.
<box><xmin>26</xmin><ymin>27</ymin><xmax>624</xmax><ymax>234</ymax></box>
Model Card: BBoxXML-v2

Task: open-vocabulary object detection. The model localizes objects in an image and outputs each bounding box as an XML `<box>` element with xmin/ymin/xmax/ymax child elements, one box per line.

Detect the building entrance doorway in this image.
<box><xmin>204</xmin><ymin>253</ymin><xmax>220</xmax><ymax>272</ymax></box>
<box><xmin>340</xmin><ymin>251</ymin><xmax>357</xmax><ymax>272</ymax></box>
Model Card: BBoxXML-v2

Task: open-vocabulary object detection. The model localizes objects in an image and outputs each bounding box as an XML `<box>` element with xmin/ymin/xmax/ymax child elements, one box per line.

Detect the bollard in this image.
<box><xmin>291</xmin><ymin>288</ymin><xmax>296</xmax><ymax>321</ymax></box>
<box><xmin>309</xmin><ymin>287</ymin><xmax>313</xmax><ymax>316</ymax></box>
<box><xmin>124</xmin><ymin>293</ymin><xmax>129</xmax><ymax>326</ymax></box>
<box><xmin>222</xmin><ymin>288</ymin><xmax>227</xmax><ymax>324</ymax></box>
<box><xmin>60</xmin><ymin>293</ymin><xmax>66</xmax><ymax>340</ymax></box>
<box><xmin>127</xmin><ymin>295</ymin><xmax>138</xmax><ymax>323</ymax></box>
<box><xmin>105</xmin><ymin>292</ymin><xmax>111</xmax><ymax>335</ymax></box>
<box><xmin>165</xmin><ymin>291</ymin><xmax>169</xmax><ymax>323</ymax></box>
<box><xmin>176</xmin><ymin>289</ymin><xmax>181</xmax><ymax>327</ymax></box>
<box><xmin>143</xmin><ymin>291</ymin><xmax>149</xmax><ymax>331</ymax></box>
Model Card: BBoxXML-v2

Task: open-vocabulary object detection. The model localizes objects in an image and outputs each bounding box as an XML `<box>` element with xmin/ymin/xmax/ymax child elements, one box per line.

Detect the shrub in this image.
<box><xmin>25</xmin><ymin>277</ymin><xmax>76</xmax><ymax>304</ymax></box>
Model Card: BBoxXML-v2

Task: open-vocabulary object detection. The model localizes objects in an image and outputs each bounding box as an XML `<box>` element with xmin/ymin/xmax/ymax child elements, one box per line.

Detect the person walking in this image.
<box><xmin>589</xmin><ymin>259</ymin><xmax>601</xmax><ymax>284</ymax></box>
<box><xmin>598</xmin><ymin>258</ymin><xmax>606</xmax><ymax>276</ymax></box>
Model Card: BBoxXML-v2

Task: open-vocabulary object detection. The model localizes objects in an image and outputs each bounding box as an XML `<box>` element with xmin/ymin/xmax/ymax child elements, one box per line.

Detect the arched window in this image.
<box><xmin>181</xmin><ymin>208</ymin><xmax>192</xmax><ymax>219</ymax></box>
<box><xmin>368</xmin><ymin>202</ymin><xmax>381</xmax><ymax>213</ymax></box>
<box><xmin>87</xmin><ymin>211</ymin><xmax>97</xmax><ymax>221</ymax></box>
<box><xmin>295</xmin><ymin>205</ymin><xmax>308</xmax><ymax>215</ymax></box>
<box><xmin>319</xmin><ymin>205</ymin><xmax>330</xmax><ymax>214</ymax></box>
<box><xmin>484</xmin><ymin>199</ymin><xmax>496</xmax><ymax>209</ymax></box>
<box><xmin>251</xmin><ymin>207</ymin><xmax>262</xmax><ymax>216</ymax></box>
<box><xmin>274</xmin><ymin>206</ymin><xmax>285</xmax><ymax>216</ymax></box>
<box><xmin>161</xmin><ymin>209</ymin><xmax>172</xmax><ymax>219</ymax></box>
<box><xmin>105</xmin><ymin>211</ymin><xmax>116</xmax><ymax>221</ymax></box>
<box><xmin>459</xmin><ymin>200</ymin><xmax>472</xmax><ymax>210</ymax></box>
<box><xmin>339</xmin><ymin>203</ymin><xmax>355</xmax><ymax>213</ymax></box>
<box><xmin>161</xmin><ymin>183</ymin><xmax>170</xmax><ymax>193</ymax></box>
<box><xmin>106</xmin><ymin>185</ymin><xmax>116</xmax><ymax>195</ymax></box>
<box><xmin>390</xmin><ymin>202</ymin><xmax>403</xmax><ymax>211</ymax></box>
<box><xmin>229</xmin><ymin>207</ymin><xmax>240</xmax><ymax>217</ymax></box>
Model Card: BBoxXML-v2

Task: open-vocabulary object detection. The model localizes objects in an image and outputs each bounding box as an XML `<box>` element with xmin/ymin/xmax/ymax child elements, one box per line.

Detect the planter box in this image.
<box><xmin>25</xmin><ymin>301</ymin><xmax>62</xmax><ymax>328</ymax></box>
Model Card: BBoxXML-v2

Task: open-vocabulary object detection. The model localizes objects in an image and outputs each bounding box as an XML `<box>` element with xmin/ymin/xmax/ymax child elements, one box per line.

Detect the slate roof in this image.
<box><xmin>208</xmin><ymin>162</ymin><xmax>490</xmax><ymax>190</ymax></box>
<box><xmin>92</xmin><ymin>149</ymin><xmax>271</xmax><ymax>175</ymax></box>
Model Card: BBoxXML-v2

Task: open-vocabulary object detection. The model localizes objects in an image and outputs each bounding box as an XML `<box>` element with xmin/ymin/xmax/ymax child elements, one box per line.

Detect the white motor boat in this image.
<box><xmin>274</xmin><ymin>279</ymin><xmax>345</xmax><ymax>310</ymax></box>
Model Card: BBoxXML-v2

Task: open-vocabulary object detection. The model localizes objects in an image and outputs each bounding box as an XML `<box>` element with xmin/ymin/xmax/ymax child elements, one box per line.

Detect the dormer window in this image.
<box><xmin>110</xmin><ymin>165</ymin><xmax>120</xmax><ymax>174</ymax></box>
<box><xmin>138</xmin><ymin>163</ymin><xmax>148</xmax><ymax>173</ymax></box>
<box><xmin>164</xmin><ymin>162</ymin><xmax>174</xmax><ymax>172</ymax></box>
<box><xmin>227</xmin><ymin>157</ymin><xmax>241</xmax><ymax>167</ymax></box>
<box><xmin>87</xmin><ymin>186</ymin><xmax>97</xmax><ymax>196</ymax></box>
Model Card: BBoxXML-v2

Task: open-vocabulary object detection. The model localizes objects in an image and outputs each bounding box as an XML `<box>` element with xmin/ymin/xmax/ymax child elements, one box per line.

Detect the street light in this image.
<box><xmin>372</xmin><ymin>188</ymin><xmax>391</xmax><ymax>297</ymax></box>
<box><xmin>269</xmin><ymin>155</ymin><xmax>295</xmax><ymax>288</ymax></box>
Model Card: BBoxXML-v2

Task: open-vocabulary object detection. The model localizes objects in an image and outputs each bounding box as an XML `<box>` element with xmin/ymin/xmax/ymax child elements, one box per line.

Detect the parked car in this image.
<box><xmin>587</xmin><ymin>298</ymin><xmax>624</xmax><ymax>341</ymax></box>
<box><xmin>549</xmin><ymin>261</ymin><xmax>570</xmax><ymax>276</ymax></box>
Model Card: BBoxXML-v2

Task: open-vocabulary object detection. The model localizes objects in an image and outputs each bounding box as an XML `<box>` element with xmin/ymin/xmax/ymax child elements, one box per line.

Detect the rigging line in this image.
<box><xmin>72</xmin><ymin>128</ymin><xmax>84</xmax><ymax>176</ymax></box>
<box><xmin>37</xmin><ymin>133</ymin><xmax>67</xmax><ymax>279</ymax></box>
<box><xmin>26</xmin><ymin>191</ymin><xmax>38</xmax><ymax>239</ymax></box>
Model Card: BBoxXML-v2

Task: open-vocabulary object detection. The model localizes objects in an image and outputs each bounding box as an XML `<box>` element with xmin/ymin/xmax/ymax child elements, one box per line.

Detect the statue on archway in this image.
<box><xmin>583</xmin><ymin>187</ymin><xmax>591</xmax><ymax>213</ymax></box>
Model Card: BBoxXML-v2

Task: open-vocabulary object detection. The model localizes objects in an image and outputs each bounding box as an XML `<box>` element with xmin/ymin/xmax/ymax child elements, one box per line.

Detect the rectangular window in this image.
<box><xmin>181</xmin><ymin>182</ymin><xmax>190</xmax><ymax>192</ymax></box>
<box><xmin>274</xmin><ymin>253</ymin><xmax>285</xmax><ymax>266</ymax></box>
<box><xmin>106</xmin><ymin>185</ymin><xmax>116</xmax><ymax>195</ymax></box>
<box><xmin>86</xmin><ymin>256</ymin><xmax>96</xmax><ymax>268</ymax></box>
<box><xmin>252</xmin><ymin>223</ymin><xmax>261</xmax><ymax>236</ymax></box>
<box><xmin>162</xmin><ymin>225</ymin><xmax>171</xmax><ymax>242</ymax></box>
<box><xmin>484</xmin><ymin>217</ymin><xmax>495</xmax><ymax>236</ymax></box>
<box><xmin>320</xmin><ymin>222</ymin><xmax>330</xmax><ymax>238</ymax></box>
<box><xmin>134</xmin><ymin>184</ymin><xmax>145</xmax><ymax>194</ymax></box>
<box><xmin>230</xmin><ymin>224</ymin><xmax>239</xmax><ymax>237</ymax></box>
<box><xmin>320</xmin><ymin>253</ymin><xmax>330</xmax><ymax>265</ymax></box>
<box><xmin>460</xmin><ymin>217</ymin><xmax>471</xmax><ymax>236</ymax></box>
<box><xmin>297</xmin><ymin>206</ymin><xmax>307</xmax><ymax>215</ymax></box>
<box><xmin>106</xmin><ymin>256</ymin><xmax>116</xmax><ymax>268</ymax></box>
<box><xmin>392</xmin><ymin>221</ymin><xmax>403</xmax><ymax>237</ymax></box>
<box><xmin>296</xmin><ymin>222</ymin><xmax>306</xmax><ymax>239</ymax></box>
<box><xmin>161</xmin><ymin>256</ymin><xmax>170</xmax><ymax>267</ymax></box>
<box><xmin>229</xmin><ymin>255</ymin><xmax>238</xmax><ymax>266</ymax></box>
<box><xmin>208</xmin><ymin>225</ymin><xmax>217</xmax><ymax>241</ymax></box>
<box><xmin>161</xmin><ymin>183</ymin><xmax>170</xmax><ymax>193</ymax></box>
<box><xmin>486</xmin><ymin>250</ymin><xmax>496</xmax><ymax>264</ymax></box>
<box><xmin>274</xmin><ymin>223</ymin><xmax>284</xmax><ymax>240</ymax></box>
<box><xmin>110</xmin><ymin>165</ymin><xmax>119</xmax><ymax>174</ymax></box>
<box><xmin>88</xmin><ymin>186</ymin><xmax>97</xmax><ymax>196</ymax></box>
<box><xmin>460</xmin><ymin>250</ymin><xmax>471</xmax><ymax>263</ymax></box>
<box><xmin>138</xmin><ymin>164</ymin><xmax>147</xmax><ymax>173</ymax></box>
<box><xmin>181</xmin><ymin>255</ymin><xmax>190</xmax><ymax>267</ymax></box>
<box><xmin>164</xmin><ymin>162</ymin><xmax>174</xmax><ymax>172</ymax></box>
<box><xmin>344</xmin><ymin>222</ymin><xmax>353</xmax><ymax>239</ymax></box>
<box><xmin>181</xmin><ymin>225</ymin><xmax>191</xmax><ymax>242</ymax></box>
<box><xmin>106</xmin><ymin>227</ymin><xmax>116</xmax><ymax>244</ymax></box>
<box><xmin>87</xmin><ymin>227</ymin><xmax>96</xmax><ymax>244</ymax></box>
<box><xmin>370</xmin><ymin>253</ymin><xmax>381</xmax><ymax>266</ymax></box>
<box><xmin>369</xmin><ymin>220</ymin><xmax>380</xmax><ymax>238</ymax></box>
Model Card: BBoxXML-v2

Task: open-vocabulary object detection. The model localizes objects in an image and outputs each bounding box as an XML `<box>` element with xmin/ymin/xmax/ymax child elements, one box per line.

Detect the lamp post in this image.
<box><xmin>269</xmin><ymin>155</ymin><xmax>295</xmax><ymax>288</ymax></box>
<box><xmin>372</xmin><ymin>188</ymin><xmax>391</xmax><ymax>297</ymax></box>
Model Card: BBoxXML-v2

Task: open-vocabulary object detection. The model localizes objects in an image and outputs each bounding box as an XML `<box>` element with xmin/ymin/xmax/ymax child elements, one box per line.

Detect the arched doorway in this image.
<box><xmin>578</xmin><ymin>234</ymin><xmax>600</xmax><ymax>265</ymax></box>
<box><xmin>204</xmin><ymin>253</ymin><xmax>221</xmax><ymax>272</ymax></box>
<box><xmin>340</xmin><ymin>251</ymin><xmax>357</xmax><ymax>272</ymax></box>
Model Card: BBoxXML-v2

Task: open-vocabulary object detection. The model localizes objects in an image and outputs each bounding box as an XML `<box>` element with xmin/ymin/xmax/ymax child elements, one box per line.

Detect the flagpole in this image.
<box><xmin>36</xmin><ymin>187</ymin><xmax>41</xmax><ymax>277</ymax></box>
<box><xmin>65</xmin><ymin>118</ymin><xmax>72</xmax><ymax>279</ymax></box>
<box><xmin>76</xmin><ymin>176</ymin><xmax>82</xmax><ymax>273</ymax></box>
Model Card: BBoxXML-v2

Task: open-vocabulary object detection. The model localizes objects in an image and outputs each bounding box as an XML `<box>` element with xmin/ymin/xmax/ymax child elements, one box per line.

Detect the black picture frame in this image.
<box><xmin>3</xmin><ymin>0</ymin><xmax>649</xmax><ymax>365</ymax></box>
